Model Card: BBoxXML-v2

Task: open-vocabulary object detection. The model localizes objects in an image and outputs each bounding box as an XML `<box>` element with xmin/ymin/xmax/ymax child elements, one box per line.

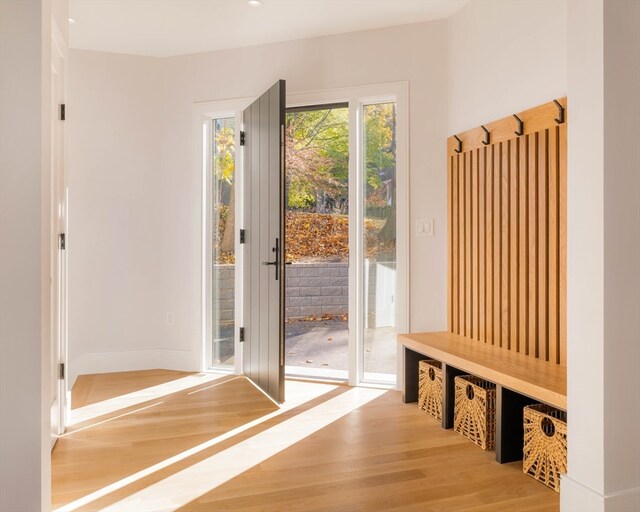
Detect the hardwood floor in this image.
<box><xmin>52</xmin><ymin>370</ymin><xmax>559</xmax><ymax>512</ymax></box>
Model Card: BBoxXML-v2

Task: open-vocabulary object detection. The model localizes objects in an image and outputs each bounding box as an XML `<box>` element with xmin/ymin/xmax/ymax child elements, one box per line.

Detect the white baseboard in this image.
<box><xmin>561</xmin><ymin>475</ymin><xmax>640</xmax><ymax>512</ymax></box>
<box><xmin>69</xmin><ymin>349</ymin><xmax>200</xmax><ymax>388</ymax></box>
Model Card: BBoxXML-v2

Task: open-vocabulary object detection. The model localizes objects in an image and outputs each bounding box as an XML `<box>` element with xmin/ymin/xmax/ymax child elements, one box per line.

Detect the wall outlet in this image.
<box><xmin>166</xmin><ymin>312</ymin><xmax>175</xmax><ymax>326</ymax></box>
<box><xmin>416</xmin><ymin>219</ymin><xmax>434</xmax><ymax>237</ymax></box>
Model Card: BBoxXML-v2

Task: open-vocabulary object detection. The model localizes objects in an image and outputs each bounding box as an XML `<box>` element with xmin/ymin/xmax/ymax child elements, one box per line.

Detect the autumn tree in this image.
<box><xmin>363</xmin><ymin>103</ymin><xmax>396</xmax><ymax>249</ymax></box>
<box><xmin>286</xmin><ymin>108</ymin><xmax>349</xmax><ymax>212</ymax></box>
<box><xmin>214</xmin><ymin>119</ymin><xmax>236</xmax><ymax>256</ymax></box>
<box><xmin>213</xmin><ymin>104</ymin><xmax>397</xmax><ymax>263</ymax></box>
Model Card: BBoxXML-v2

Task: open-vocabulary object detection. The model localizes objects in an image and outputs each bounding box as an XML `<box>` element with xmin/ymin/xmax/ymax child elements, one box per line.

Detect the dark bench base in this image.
<box><xmin>404</xmin><ymin>346</ymin><xmax>540</xmax><ymax>464</ymax></box>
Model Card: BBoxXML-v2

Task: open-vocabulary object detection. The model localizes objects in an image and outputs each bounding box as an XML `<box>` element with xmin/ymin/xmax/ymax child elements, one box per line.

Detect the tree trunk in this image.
<box><xmin>379</xmin><ymin>206</ymin><xmax>396</xmax><ymax>244</ymax></box>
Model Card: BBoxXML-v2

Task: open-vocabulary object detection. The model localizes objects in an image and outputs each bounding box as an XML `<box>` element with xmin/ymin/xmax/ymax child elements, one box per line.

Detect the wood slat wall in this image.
<box><xmin>447</xmin><ymin>98</ymin><xmax>567</xmax><ymax>365</ymax></box>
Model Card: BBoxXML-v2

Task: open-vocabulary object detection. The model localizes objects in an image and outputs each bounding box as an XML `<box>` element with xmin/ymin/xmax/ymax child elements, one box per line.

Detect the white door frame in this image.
<box><xmin>197</xmin><ymin>82</ymin><xmax>409</xmax><ymax>389</ymax></box>
<box><xmin>50</xmin><ymin>20</ymin><xmax>68</xmax><ymax>442</ymax></box>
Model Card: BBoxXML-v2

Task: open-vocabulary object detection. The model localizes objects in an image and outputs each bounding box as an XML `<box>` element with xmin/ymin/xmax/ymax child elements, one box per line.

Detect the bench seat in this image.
<box><xmin>399</xmin><ymin>331</ymin><xmax>566</xmax><ymax>410</ymax></box>
<box><xmin>398</xmin><ymin>331</ymin><xmax>567</xmax><ymax>463</ymax></box>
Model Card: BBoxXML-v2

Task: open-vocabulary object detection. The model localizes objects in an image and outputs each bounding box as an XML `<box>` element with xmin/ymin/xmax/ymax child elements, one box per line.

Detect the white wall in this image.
<box><xmin>0</xmin><ymin>0</ymin><xmax>67</xmax><ymax>510</ymax></box>
<box><xmin>66</xmin><ymin>51</ymin><xmax>192</xmax><ymax>384</ymax></box>
<box><xmin>0</xmin><ymin>3</ymin><xmax>44</xmax><ymax>509</ymax></box>
<box><xmin>68</xmin><ymin>20</ymin><xmax>450</xmax><ymax>378</ymax></box>
<box><xmin>562</xmin><ymin>0</ymin><xmax>606</xmax><ymax>506</ymax></box>
<box><xmin>602</xmin><ymin>0</ymin><xmax>640</xmax><ymax>504</ymax></box>
<box><xmin>562</xmin><ymin>1</ymin><xmax>640</xmax><ymax>510</ymax></box>
<box><xmin>447</xmin><ymin>0</ymin><xmax>567</xmax><ymax>134</ymax></box>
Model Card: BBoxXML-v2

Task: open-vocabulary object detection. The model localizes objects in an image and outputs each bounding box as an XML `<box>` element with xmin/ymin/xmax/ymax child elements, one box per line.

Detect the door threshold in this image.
<box><xmin>285</xmin><ymin>365</ymin><xmax>348</xmax><ymax>382</ymax></box>
<box><xmin>285</xmin><ymin>375</ymin><xmax>350</xmax><ymax>386</ymax></box>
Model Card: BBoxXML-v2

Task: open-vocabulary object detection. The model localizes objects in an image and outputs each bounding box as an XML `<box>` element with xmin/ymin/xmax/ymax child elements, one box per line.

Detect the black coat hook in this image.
<box><xmin>553</xmin><ymin>99</ymin><xmax>565</xmax><ymax>124</ymax></box>
<box><xmin>513</xmin><ymin>114</ymin><xmax>524</xmax><ymax>136</ymax></box>
<box><xmin>481</xmin><ymin>125</ymin><xmax>490</xmax><ymax>146</ymax></box>
<box><xmin>454</xmin><ymin>135</ymin><xmax>462</xmax><ymax>154</ymax></box>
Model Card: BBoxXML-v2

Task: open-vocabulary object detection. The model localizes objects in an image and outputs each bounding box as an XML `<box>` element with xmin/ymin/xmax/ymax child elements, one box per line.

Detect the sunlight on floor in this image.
<box><xmin>61</xmin><ymin>402</ymin><xmax>164</xmax><ymax>437</ymax></box>
<box><xmin>69</xmin><ymin>373</ymin><xmax>224</xmax><ymax>426</ymax></box>
<box><xmin>97</xmin><ymin>384</ymin><xmax>385</xmax><ymax>512</ymax></box>
<box><xmin>56</xmin><ymin>379</ymin><xmax>379</xmax><ymax>512</ymax></box>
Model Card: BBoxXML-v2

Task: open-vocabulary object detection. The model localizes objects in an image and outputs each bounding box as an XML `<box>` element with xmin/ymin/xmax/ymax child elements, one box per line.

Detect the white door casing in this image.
<box><xmin>50</xmin><ymin>23</ymin><xmax>68</xmax><ymax>445</ymax></box>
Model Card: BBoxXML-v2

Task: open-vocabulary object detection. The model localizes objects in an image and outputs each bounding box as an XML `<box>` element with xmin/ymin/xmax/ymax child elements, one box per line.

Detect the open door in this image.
<box><xmin>242</xmin><ymin>80</ymin><xmax>286</xmax><ymax>403</ymax></box>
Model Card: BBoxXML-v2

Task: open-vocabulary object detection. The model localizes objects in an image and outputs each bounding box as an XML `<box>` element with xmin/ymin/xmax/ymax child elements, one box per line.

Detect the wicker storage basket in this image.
<box><xmin>523</xmin><ymin>404</ymin><xmax>567</xmax><ymax>492</ymax></box>
<box><xmin>418</xmin><ymin>360</ymin><xmax>443</xmax><ymax>420</ymax></box>
<box><xmin>453</xmin><ymin>375</ymin><xmax>497</xmax><ymax>450</ymax></box>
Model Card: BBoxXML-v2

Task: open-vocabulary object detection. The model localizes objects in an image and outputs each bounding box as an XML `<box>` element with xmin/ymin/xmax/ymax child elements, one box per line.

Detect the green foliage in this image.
<box><xmin>286</xmin><ymin>108</ymin><xmax>348</xmax><ymax>211</ymax></box>
<box><xmin>364</xmin><ymin>103</ymin><xmax>396</xmax><ymax>206</ymax></box>
<box><xmin>214</xmin><ymin>119</ymin><xmax>235</xmax><ymax>184</ymax></box>
<box><xmin>364</xmin><ymin>104</ymin><xmax>397</xmax><ymax>250</ymax></box>
<box><xmin>287</xmin><ymin>180</ymin><xmax>316</xmax><ymax>209</ymax></box>
<box><xmin>286</xmin><ymin>104</ymin><xmax>396</xmax><ymax>213</ymax></box>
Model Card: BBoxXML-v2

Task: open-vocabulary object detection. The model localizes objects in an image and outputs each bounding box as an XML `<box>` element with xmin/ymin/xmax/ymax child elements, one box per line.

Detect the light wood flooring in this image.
<box><xmin>52</xmin><ymin>370</ymin><xmax>559</xmax><ymax>511</ymax></box>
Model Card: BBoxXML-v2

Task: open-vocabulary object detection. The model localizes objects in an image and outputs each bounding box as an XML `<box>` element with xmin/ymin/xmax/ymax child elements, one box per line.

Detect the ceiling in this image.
<box><xmin>68</xmin><ymin>0</ymin><xmax>468</xmax><ymax>58</ymax></box>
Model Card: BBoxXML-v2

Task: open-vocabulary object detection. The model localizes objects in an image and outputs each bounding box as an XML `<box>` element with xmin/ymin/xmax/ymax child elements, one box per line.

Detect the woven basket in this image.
<box><xmin>453</xmin><ymin>375</ymin><xmax>496</xmax><ymax>450</ymax></box>
<box><xmin>523</xmin><ymin>404</ymin><xmax>567</xmax><ymax>492</ymax></box>
<box><xmin>418</xmin><ymin>360</ymin><xmax>443</xmax><ymax>420</ymax></box>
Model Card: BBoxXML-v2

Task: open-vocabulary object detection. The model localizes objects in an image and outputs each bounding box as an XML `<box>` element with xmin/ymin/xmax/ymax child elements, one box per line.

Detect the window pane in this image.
<box><xmin>212</xmin><ymin>118</ymin><xmax>235</xmax><ymax>369</ymax></box>
<box><xmin>363</xmin><ymin>103</ymin><xmax>397</xmax><ymax>382</ymax></box>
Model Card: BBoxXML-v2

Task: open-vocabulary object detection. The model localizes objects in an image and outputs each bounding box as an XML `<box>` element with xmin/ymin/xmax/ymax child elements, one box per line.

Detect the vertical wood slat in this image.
<box><xmin>472</xmin><ymin>149</ymin><xmax>479</xmax><ymax>340</ymax></box>
<box><xmin>452</xmin><ymin>155</ymin><xmax>459</xmax><ymax>334</ymax></box>
<box><xmin>449</xmin><ymin>154</ymin><xmax>455</xmax><ymax>332</ymax></box>
<box><xmin>559</xmin><ymin>124</ymin><xmax>567</xmax><ymax>366</ymax></box>
<box><xmin>465</xmin><ymin>153</ymin><xmax>472</xmax><ymax>338</ymax></box>
<box><xmin>538</xmin><ymin>130</ymin><xmax>548</xmax><ymax>361</ymax></box>
<box><xmin>509</xmin><ymin>138</ymin><xmax>519</xmax><ymax>352</ymax></box>
<box><xmin>493</xmin><ymin>144</ymin><xmax>501</xmax><ymax>347</ymax></box>
<box><xmin>528</xmin><ymin>132</ymin><xmax>538</xmax><ymax>358</ymax></box>
<box><xmin>478</xmin><ymin>147</ymin><xmax>486</xmax><ymax>343</ymax></box>
<box><xmin>446</xmin><ymin>100</ymin><xmax>566</xmax><ymax>366</ymax></box>
<box><xmin>518</xmin><ymin>136</ymin><xmax>529</xmax><ymax>355</ymax></box>
<box><xmin>501</xmin><ymin>142</ymin><xmax>510</xmax><ymax>348</ymax></box>
<box><xmin>459</xmin><ymin>153</ymin><xmax>465</xmax><ymax>336</ymax></box>
<box><xmin>548</xmin><ymin>127</ymin><xmax>559</xmax><ymax>364</ymax></box>
<box><xmin>486</xmin><ymin>146</ymin><xmax>494</xmax><ymax>344</ymax></box>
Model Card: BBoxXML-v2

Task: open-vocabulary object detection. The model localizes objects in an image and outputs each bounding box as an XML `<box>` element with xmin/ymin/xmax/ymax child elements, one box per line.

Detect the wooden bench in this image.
<box><xmin>398</xmin><ymin>331</ymin><xmax>567</xmax><ymax>464</ymax></box>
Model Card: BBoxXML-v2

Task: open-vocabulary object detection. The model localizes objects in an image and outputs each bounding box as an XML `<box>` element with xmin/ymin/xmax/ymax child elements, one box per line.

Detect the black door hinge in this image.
<box><xmin>239</xmin><ymin>229</ymin><xmax>246</xmax><ymax>244</ymax></box>
<box><xmin>60</xmin><ymin>104</ymin><xmax>65</xmax><ymax>121</ymax></box>
<box><xmin>240</xmin><ymin>131</ymin><xmax>245</xmax><ymax>146</ymax></box>
<box><xmin>59</xmin><ymin>233</ymin><xmax>66</xmax><ymax>250</ymax></box>
<box><xmin>239</xmin><ymin>327</ymin><xmax>245</xmax><ymax>342</ymax></box>
<box><xmin>59</xmin><ymin>362</ymin><xmax>65</xmax><ymax>380</ymax></box>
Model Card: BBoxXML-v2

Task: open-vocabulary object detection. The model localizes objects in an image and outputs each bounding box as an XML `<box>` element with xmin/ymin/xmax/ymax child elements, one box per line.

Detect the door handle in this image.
<box><xmin>262</xmin><ymin>238</ymin><xmax>280</xmax><ymax>280</ymax></box>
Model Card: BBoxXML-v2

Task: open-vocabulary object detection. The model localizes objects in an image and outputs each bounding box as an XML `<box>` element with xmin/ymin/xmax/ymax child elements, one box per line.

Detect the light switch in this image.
<box><xmin>416</xmin><ymin>219</ymin><xmax>434</xmax><ymax>237</ymax></box>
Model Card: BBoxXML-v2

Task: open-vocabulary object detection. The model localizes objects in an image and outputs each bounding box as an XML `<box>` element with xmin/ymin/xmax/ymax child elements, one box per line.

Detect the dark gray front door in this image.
<box><xmin>242</xmin><ymin>80</ymin><xmax>286</xmax><ymax>403</ymax></box>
